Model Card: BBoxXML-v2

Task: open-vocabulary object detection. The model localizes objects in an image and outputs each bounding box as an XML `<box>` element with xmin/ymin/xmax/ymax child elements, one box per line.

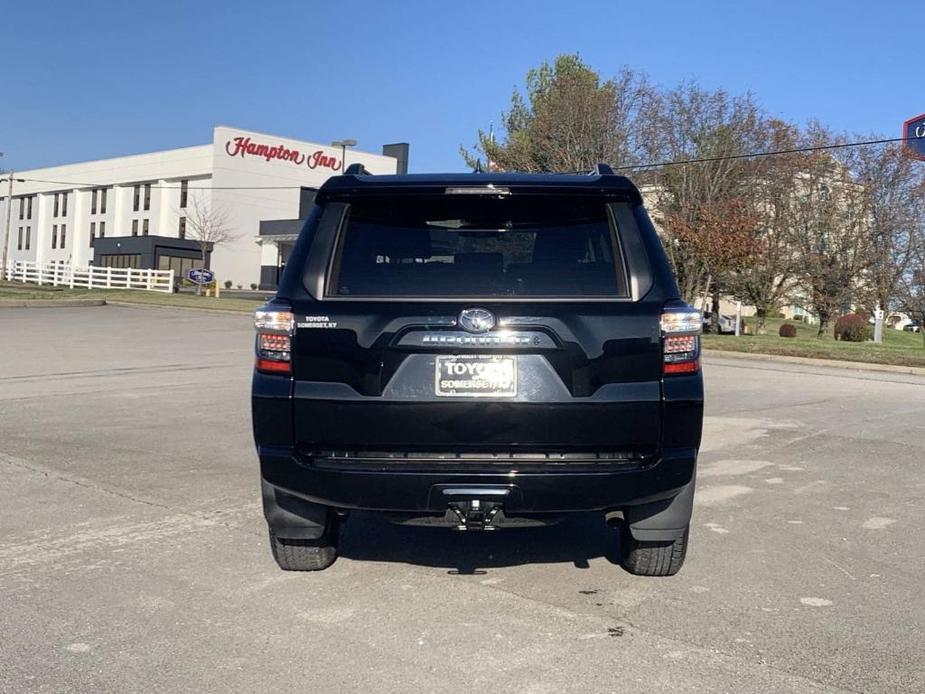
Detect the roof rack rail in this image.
<box><xmin>592</xmin><ymin>163</ymin><xmax>615</xmax><ymax>176</ymax></box>
<box><xmin>344</xmin><ymin>163</ymin><xmax>371</xmax><ymax>175</ymax></box>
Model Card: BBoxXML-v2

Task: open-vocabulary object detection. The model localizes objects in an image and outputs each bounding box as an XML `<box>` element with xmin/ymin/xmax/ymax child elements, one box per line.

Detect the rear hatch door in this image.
<box><xmin>290</xmin><ymin>187</ymin><xmax>665</xmax><ymax>454</ymax></box>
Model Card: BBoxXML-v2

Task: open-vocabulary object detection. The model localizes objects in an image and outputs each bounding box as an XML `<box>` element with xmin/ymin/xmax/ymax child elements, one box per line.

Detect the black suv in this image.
<box><xmin>252</xmin><ymin>165</ymin><xmax>703</xmax><ymax>576</ymax></box>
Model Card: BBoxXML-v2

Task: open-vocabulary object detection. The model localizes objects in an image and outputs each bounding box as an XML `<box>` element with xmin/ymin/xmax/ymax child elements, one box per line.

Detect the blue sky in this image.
<box><xmin>0</xmin><ymin>0</ymin><xmax>920</xmax><ymax>173</ymax></box>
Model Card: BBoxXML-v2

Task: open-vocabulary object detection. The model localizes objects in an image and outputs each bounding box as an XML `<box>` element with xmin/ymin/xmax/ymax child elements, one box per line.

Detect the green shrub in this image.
<box><xmin>779</xmin><ymin>323</ymin><xmax>798</xmax><ymax>338</ymax></box>
<box><xmin>250</xmin><ymin>283</ymin><xmax>258</xmax><ymax>290</ymax></box>
<box><xmin>224</xmin><ymin>280</ymin><xmax>233</xmax><ymax>289</ymax></box>
<box><xmin>834</xmin><ymin>313</ymin><xmax>872</xmax><ymax>342</ymax></box>
<box><xmin>841</xmin><ymin>323</ymin><xmax>873</xmax><ymax>342</ymax></box>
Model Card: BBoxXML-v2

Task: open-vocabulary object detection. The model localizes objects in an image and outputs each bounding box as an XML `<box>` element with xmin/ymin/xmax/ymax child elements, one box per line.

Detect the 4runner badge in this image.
<box><xmin>458</xmin><ymin>308</ymin><xmax>495</xmax><ymax>333</ymax></box>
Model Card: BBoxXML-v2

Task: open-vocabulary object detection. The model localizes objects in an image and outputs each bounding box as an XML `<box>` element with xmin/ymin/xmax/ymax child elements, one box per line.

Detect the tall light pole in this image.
<box><xmin>0</xmin><ymin>167</ymin><xmax>23</xmax><ymax>281</ymax></box>
<box><xmin>331</xmin><ymin>139</ymin><xmax>357</xmax><ymax>173</ymax></box>
<box><xmin>1</xmin><ymin>152</ymin><xmax>11</xmax><ymax>280</ymax></box>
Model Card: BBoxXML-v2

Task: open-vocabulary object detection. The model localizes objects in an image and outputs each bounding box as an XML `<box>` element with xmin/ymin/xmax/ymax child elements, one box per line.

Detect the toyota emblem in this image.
<box><xmin>458</xmin><ymin>308</ymin><xmax>496</xmax><ymax>333</ymax></box>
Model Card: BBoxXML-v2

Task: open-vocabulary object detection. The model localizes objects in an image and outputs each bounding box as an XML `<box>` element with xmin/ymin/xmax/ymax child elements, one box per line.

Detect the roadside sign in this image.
<box><xmin>873</xmin><ymin>307</ymin><xmax>885</xmax><ymax>344</ymax></box>
<box><xmin>903</xmin><ymin>113</ymin><xmax>925</xmax><ymax>161</ymax></box>
<box><xmin>187</xmin><ymin>268</ymin><xmax>215</xmax><ymax>285</ymax></box>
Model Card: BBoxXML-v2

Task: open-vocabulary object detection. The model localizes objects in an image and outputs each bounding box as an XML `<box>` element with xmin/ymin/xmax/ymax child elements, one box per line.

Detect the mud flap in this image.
<box><xmin>262</xmin><ymin>479</ymin><xmax>330</xmax><ymax>540</ymax></box>
<box><xmin>623</xmin><ymin>475</ymin><xmax>695</xmax><ymax>542</ymax></box>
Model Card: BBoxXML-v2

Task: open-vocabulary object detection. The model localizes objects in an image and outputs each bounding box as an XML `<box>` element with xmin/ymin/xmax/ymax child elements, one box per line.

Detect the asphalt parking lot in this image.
<box><xmin>1</xmin><ymin>305</ymin><xmax>923</xmax><ymax>694</ymax></box>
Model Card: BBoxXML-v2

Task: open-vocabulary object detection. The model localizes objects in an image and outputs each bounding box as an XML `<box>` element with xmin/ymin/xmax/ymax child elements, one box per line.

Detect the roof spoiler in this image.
<box><xmin>344</xmin><ymin>163</ymin><xmax>371</xmax><ymax>175</ymax></box>
<box><xmin>591</xmin><ymin>163</ymin><xmax>614</xmax><ymax>175</ymax></box>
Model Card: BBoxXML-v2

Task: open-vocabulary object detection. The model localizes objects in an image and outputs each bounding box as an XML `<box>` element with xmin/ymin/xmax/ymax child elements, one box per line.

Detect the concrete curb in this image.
<box><xmin>0</xmin><ymin>298</ymin><xmax>106</xmax><ymax>309</ymax></box>
<box><xmin>0</xmin><ymin>297</ymin><xmax>251</xmax><ymax>315</ymax></box>
<box><xmin>105</xmin><ymin>300</ymin><xmax>253</xmax><ymax>316</ymax></box>
<box><xmin>704</xmin><ymin>348</ymin><xmax>925</xmax><ymax>377</ymax></box>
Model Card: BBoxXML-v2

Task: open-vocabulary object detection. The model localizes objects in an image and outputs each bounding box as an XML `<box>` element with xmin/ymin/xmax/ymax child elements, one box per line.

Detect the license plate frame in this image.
<box><xmin>434</xmin><ymin>355</ymin><xmax>517</xmax><ymax>398</ymax></box>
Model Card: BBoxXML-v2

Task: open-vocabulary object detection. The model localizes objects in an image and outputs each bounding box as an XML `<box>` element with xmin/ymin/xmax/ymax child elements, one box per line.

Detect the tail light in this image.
<box><xmin>660</xmin><ymin>304</ymin><xmax>701</xmax><ymax>376</ymax></box>
<box><xmin>254</xmin><ymin>306</ymin><xmax>294</xmax><ymax>375</ymax></box>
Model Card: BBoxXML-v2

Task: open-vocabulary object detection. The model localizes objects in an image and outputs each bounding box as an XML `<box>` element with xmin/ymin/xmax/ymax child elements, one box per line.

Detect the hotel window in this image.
<box><xmin>157</xmin><ymin>255</ymin><xmax>203</xmax><ymax>276</ymax></box>
<box><xmin>60</xmin><ymin>224</ymin><xmax>67</xmax><ymax>247</ymax></box>
<box><xmin>143</xmin><ymin>183</ymin><xmax>151</xmax><ymax>211</ymax></box>
<box><xmin>53</xmin><ymin>194</ymin><xmax>59</xmax><ymax>217</ymax></box>
<box><xmin>143</xmin><ymin>219</ymin><xmax>149</xmax><ymax>236</ymax></box>
<box><xmin>62</xmin><ymin>193</ymin><xmax>68</xmax><ymax>217</ymax></box>
<box><xmin>132</xmin><ymin>220</ymin><xmax>138</xmax><ymax>236</ymax></box>
<box><xmin>18</xmin><ymin>198</ymin><xmax>23</xmax><ymax>220</ymax></box>
<box><xmin>99</xmin><ymin>221</ymin><xmax>105</xmax><ymax>238</ymax></box>
<box><xmin>133</xmin><ymin>185</ymin><xmax>140</xmax><ymax>212</ymax></box>
<box><xmin>17</xmin><ymin>227</ymin><xmax>22</xmax><ymax>250</ymax></box>
<box><xmin>178</xmin><ymin>216</ymin><xmax>186</xmax><ymax>239</ymax></box>
<box><xmin>98</xmin><ymin>254</ymin><xmax>142</xmax><ymax>269</ymax></box>
<box><xmin>25</xmin><ymin>227</ymin><xmax>31</xmax><ymax>250</ymax></box>
<box><xmin>52</xmin><ymin>225</ymin><xmax>58</xmax><ymax>249</ymax></box>
<box><xmin>180</xmin><ymin>180</ymin><xmax>188</xmax><ymax>208</ymax></box>
<box><xmin>91</xmin><ymin>190</ymin><xmax>98</xmax><ymax>215</ymax></box>
<box><xmin>90</xmin><ymin>222</ymin><xmax>96</xmax><ymax>241</ymax></box>
<box><xmin>27</xmin><ymin>196</ymin><xmax>32</xmax><ymax>219</ymax></box>
<box><xmin>100</xmin><ymin>188</ymin><xmax>107</xmax><ymax>214</ymax></box>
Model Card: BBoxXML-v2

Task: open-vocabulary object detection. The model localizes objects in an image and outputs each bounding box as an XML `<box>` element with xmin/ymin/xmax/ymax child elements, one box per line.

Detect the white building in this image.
<box><xmin>0</xmin><ymin>126</ymin><xmax>408</xmax><ymax>288</ymax></box>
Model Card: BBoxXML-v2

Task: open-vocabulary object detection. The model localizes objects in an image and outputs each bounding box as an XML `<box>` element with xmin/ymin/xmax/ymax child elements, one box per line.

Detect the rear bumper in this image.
<box><xmin>258</xmin><ymin>446</ymin><xmax>696</xmax><ymax>514</ymax></box>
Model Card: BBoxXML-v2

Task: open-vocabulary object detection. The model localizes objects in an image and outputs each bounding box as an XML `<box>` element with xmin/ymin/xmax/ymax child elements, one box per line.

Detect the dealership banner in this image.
<box><xmin>903</xmin><ymin>113</ymin><xmax>925</xmax><ymax>161</ymax></box>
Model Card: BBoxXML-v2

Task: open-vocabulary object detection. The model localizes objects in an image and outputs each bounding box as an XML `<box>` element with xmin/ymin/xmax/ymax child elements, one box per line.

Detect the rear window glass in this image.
<box><xmin>327</xmin><ymin>195</ymin><xmax>629</xmax><ymax>297</ymax></box>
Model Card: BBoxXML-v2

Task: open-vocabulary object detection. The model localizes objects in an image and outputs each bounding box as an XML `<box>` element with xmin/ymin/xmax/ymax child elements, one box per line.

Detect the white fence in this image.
<box><xmin>4</xmin><ymin>261</ymin><xmax>175</xmax><ymax>294</ymax></box>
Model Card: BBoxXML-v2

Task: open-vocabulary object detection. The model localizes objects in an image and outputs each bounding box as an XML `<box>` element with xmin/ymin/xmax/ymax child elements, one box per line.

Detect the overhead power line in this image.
<box><xmin>614</xmin><ymin>135</ymin><xmax>925</xmax><ymax>171</ymax></box>
<box><xmin>2</xmin><ymin>135</ymin><xmax>924</xmax><ymax>191</ymax></box>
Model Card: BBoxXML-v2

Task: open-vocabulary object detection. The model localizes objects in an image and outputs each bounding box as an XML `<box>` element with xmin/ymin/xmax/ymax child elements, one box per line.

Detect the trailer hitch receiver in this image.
<box><xmin>448</xmin><ymin>499</ymin><xmax>503</xmax><ymax>531</ymax></box>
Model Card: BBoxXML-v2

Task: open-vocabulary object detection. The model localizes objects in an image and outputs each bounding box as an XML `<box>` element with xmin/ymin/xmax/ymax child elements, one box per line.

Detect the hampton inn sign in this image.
<box><xmin>224</xmin><ymin>135</ymin><xmax>343</xmax><ymax>171</ymax></box>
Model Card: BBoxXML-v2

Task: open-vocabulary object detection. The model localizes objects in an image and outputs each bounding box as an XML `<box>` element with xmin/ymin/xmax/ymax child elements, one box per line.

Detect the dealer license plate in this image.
<box><xmin>435</xmin><ymin>355</ymin><xmax>517</xmax><ymax>398</ymax></box>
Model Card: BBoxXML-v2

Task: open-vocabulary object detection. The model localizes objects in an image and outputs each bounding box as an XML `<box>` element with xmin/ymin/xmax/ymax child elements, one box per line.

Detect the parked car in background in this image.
<box><xmin>702</xmin><ymin>311</ymin><xmax>736</xmax><ymax>334</ymax></box>
<box><xmin>903</xmin><ymin>322</ymin><xmax>921</xmax><ymax>333</ymax></box>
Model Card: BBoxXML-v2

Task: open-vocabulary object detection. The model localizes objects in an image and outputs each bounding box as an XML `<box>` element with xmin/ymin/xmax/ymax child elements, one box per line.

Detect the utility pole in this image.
<box><xmin>1</xmin><ymin>156</ymin><xmax>12</xmax><ymax>280</ymax></box>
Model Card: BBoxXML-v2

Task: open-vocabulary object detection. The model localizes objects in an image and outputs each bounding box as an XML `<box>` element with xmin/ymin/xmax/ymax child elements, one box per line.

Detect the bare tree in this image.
<box><xmin>843</xmin><ymin>141</ymin><xmax>925</xmax><ymax>313</ymax></box>
<box><xmin>642</xmin><ymin>83</ymin><xmax>769</xmax><ymax>310</ymax></box>
<box><xmin>461</xmin><ymin>55</ymin><xmax>653</xmax><ymax>172</ymax></box>
<box><xmin>895</xmin><ymin>229</ymin><xmax>925</xmax><ymax>346</ymax></box>
<box><xmin>729</xmin><ymin>120</ymin><xmax>804</xmax><ymax>330</ymax></box>
<box><xmin>184</xmin><ymin>194</ymin><xmax>240</xmax><ymax>294</ymax></box>
<box><xmin>789</xmin><ymin>127</ymin><xmax>873</xmax><ymax>335</ymax></box>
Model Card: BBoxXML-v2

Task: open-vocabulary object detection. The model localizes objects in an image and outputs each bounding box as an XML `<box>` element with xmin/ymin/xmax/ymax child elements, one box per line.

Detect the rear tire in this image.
<box><xmin>621</xmin><ymin>525</ymin><xmax>689</xmax><ymax>576</ymax></box>
<box><xmin>268</xmin><ymin>520</ymin><xmax>339</xmax><ymax>571</ymax></box>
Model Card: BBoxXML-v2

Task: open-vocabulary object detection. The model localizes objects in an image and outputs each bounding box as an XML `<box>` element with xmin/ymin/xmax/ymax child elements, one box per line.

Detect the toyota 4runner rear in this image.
<box><xmin>251</xmin><ymin>165</ymin><xmax>703</xmax><ymax>576</ymax></box>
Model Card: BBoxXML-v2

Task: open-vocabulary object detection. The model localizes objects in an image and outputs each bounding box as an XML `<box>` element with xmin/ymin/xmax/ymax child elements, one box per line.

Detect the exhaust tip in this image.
<box><xmin>605</xmin><ymin>511</ymin><xmax>624</xmax><ymax>529</ymax></box>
